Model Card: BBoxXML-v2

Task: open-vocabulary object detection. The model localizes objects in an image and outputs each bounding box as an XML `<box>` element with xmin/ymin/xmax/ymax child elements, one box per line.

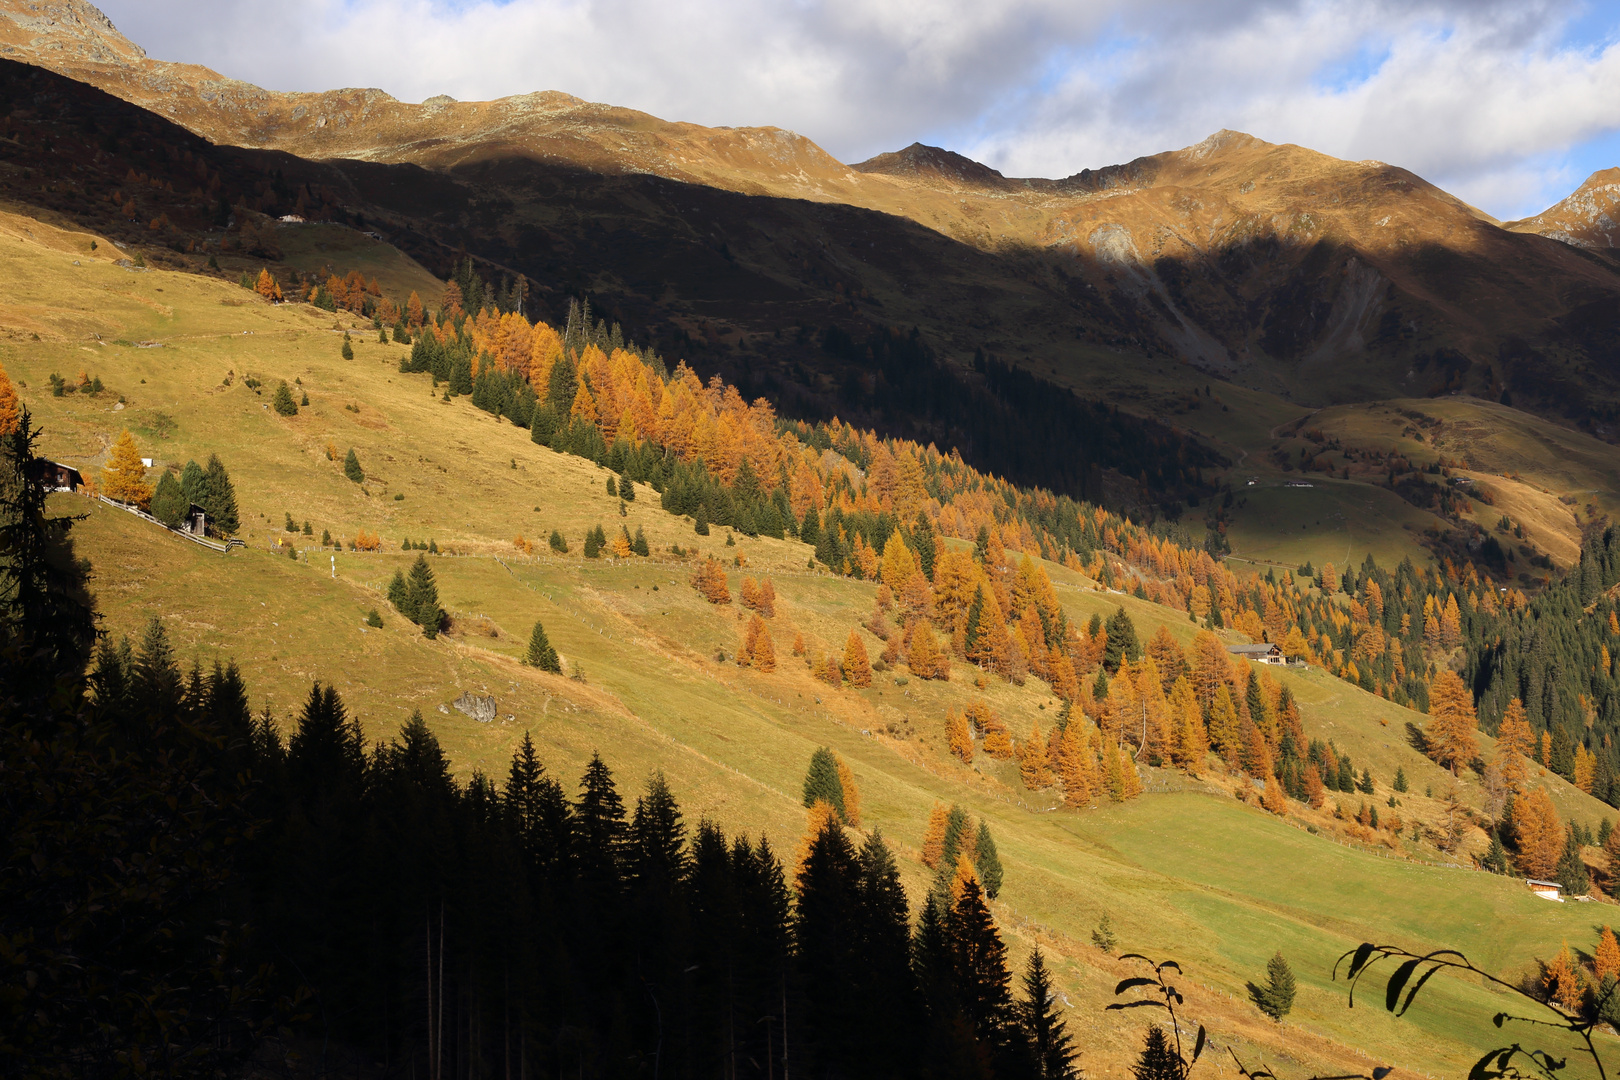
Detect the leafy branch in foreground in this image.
<box><xmin>1107</xmin><ymin>955</ymin><xmax>1207</xmax><ymax>1080</ymax></box>
<box><xmin>1110</xmin><ymin>954</ymin><xmax>1388</xmax><ymax>1080</ymax></box>
<box><xmin>1336</xmin><ymin>943</ymin><xmax>1614</xmax><ymax>1080</ymax></box>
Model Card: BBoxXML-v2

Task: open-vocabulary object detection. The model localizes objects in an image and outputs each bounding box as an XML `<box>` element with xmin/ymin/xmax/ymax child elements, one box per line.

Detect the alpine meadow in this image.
<box><xmin>7</xmin><ymin>2</ymin><xmax>1620</xmax><ymax>1078</ymax></box>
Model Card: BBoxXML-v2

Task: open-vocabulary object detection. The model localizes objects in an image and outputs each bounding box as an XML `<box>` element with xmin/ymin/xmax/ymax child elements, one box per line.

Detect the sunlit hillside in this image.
<box><xmin>5</xmin><ymin>205</ymin><xmax>1620</xmax><ymax>1077</ymax></box>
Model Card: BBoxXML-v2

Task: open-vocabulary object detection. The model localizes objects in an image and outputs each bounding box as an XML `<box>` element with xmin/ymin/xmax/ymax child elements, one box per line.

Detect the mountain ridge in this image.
<box><xmin>7</xmin><ymin>0</ymin><xmax>1620</xmax><ymax>451</ymax></box>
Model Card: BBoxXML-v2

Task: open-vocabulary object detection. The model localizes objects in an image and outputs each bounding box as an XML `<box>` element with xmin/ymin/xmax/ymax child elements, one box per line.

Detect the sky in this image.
<box><xmin>96</xmin><ymin>0</ymin><xmax>1620</xmax><ymax>220</ymax></box>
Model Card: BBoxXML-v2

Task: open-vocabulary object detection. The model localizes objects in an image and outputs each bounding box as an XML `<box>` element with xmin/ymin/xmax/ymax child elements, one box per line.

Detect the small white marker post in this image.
<box><xmin>330</xmin><ymin>554</ymin><xmax>336</xmax><ymax>579</ymax></box>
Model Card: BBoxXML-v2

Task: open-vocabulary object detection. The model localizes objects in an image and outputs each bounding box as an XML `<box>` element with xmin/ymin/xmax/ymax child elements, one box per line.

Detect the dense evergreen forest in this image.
<box><xmin>0</xmin><ymin>415</ymin><xmax>1078</xmax><ymax>1078</ymax></box>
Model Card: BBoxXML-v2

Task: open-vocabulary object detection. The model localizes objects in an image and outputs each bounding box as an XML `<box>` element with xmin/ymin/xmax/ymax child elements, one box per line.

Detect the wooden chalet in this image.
<box><xmin>29</xmin><ymin>458</ymin><xmax>83</xmax><ymax>492</ymax></box>
<box><xmin>1526</xmin><ymin>878</ymin><xmax>1563</xmax><ymax>902</ymax></box>
<box><xmin>1229</xmin><ymin>642</ymin><xmax>1285</xmax><ymax>665</ymax></box>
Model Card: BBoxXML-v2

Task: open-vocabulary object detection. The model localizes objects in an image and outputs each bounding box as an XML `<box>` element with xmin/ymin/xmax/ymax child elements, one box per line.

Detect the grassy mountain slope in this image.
<box><xmin>5</xmin><ymin>206</ymin><xmax>1619</xmax><ymax>1076</ymax></box>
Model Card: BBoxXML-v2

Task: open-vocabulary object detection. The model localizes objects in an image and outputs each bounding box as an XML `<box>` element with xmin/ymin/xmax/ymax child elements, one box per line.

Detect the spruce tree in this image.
<box><xmin>945</xmin><ymin>876</ymin><xmax>1016</xmax><ymax>1056</ymax></box>
<box><xmin>803</xmin><ymin>747</ymin><xmax>848</xmax><ymax>820</ymax></box>
<box><xmin>1131</xmin><ymin>1025</ymin><xmax>1184</xmax><ymax>1080</ymax></box>
<box><xmin>1482</xmin><ymin>829</ymin><xmax>1509</xmax><ymax>874</ymax></box>
<box><xmin>574</xmin><ymin>753</ymin><xmax>627</xmax><ymax>898</ymax></box>
<box><xmin>525</xmin><ymin>620</ymin><xmax>561</xmax><ymax>672</ymax></box>
<box><xmin>619</xmin><ymin>472</ymin><xmax>634</xmax><ymax>502</ymax></box>
<box><xmin>632</xmin><ymin>526</ymin><xmax>649</xmax><ymax>557</ymax></box>
<box><xmin>404</xmin><ymin>554</ymin><xmax>443</xmax><ymax>637</ymax></box>
<box><xmin>272</xmin><ymin>380</ymin><xmax>299</xmax><ymax>416</ymax></box>
<box><xmin>583</xmin><ymin>526</ymin><xmax>602</xmax><ymax>559</ymax></box>
<box><xmin>340</xmin><ymin>334</ymin><xmax>354</xmax><ymax>361</ymax></box>
<box><xmin>800</xmin><ymin>506</ymin><xmax>820</xmax><ymax>547</ymax></box>
<box><xmin>794</xmin><ymin>806</ymin><xmax>863</xmax><ymax>1071</ymax></box>
<box><xmin>606</xmin><ymin>475</ymin><xmax>617</xmax><ymax>497</ymax></box>
<box><xmin>343</xmin><ymin>448</ymin><xmax>364</xmax><ymax>483</ymax></box>
<box><xmin>1103</xmin><ymin>606</ymin><xmax>1141</xmax><ymax>671</ymax></box>
<box><xmin>1020</xmin><ymin>949</ymin><xmax>1080</xmax><ymax>1080</ymax></box>
<box><xmin>1255</xmin><ymin>951</ymin><xmax>1296</xmax><ymax>1020</ymax></box>
<box><xmin>199</xmin><ymin>454</ymin><xmax>239</xmax><ymax>534</ymax></box>
<box><xmin>150</xmin><ymin>471</ymin><xmax>186</xmax><ymax>528</ymax></box>
<box><xmin>1393</xmin><ymin>766</ymin><xmax>1408</xmax><ymax>793</ymax></box>
<box><xmin>852</xmin><ymin>829</ymin><xmax>923</xmax><ymax>1069</ymax></box>
<box><xmin>548</xmin><ymin>529</ymin><xmax>568</xmax><ymax>553</ymax></box>
<box><xmin>974</xmin><ymin>819</ymin><xmax>1004</xmax><ymax>899</ymax></box>
<box><xmin>1557</xmin><ymin>831</ymin><xmax>1592</xmax><ymax>896</ymax></box>
<box><xmin>694</xmin><ymin>507</ymin><xmax>709</xmax><ymax>535</ymax></box>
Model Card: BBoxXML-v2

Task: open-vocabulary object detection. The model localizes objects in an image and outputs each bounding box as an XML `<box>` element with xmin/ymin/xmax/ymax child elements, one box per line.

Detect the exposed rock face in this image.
<box><xmin>1508</xmin><ymin>168</ymin><xmax>1620</xmax><ymax>250</ymax></box>
<box><xmin>452</xmin><ymin>692</ymin><xmax>497</xmax><ymax>723</ymax></box>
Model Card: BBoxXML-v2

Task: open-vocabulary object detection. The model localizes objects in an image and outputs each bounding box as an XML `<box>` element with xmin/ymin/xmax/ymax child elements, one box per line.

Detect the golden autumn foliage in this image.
<box><xmin>946</xmin><ymin>709</ymin><xmax>974</xmax><ymax>763</ymax></box>
<box><xmin>101</xmin><ymin>429</ymin><xmax>152</xmax><ymax>508</ymax></box>
<box><xmin>1260</xmin><ymin>773</ymin><xmax>1288</xmax><ymax>815</ymax></box>
<box><xmin>907</xmin><ymin>621</ymin><xmax>948</xmax><ymax>681</ymax></box>
<box><xmin>739</xmin><ymin>614</ymin><xmax>776</xmax><ymax>672</ymax></box>
<box><xmin>921</xmin><ymin>803</ymin><xmax>949</xmax><ymax>869</ymax></box>
<box><xmin>836</xmin><ymin>758</ymin><xmax>861</xmax><ymax>827</ymax></box>
<box><xmin>1515</xmin><ymin>788</ymin><xmax>1564</xmax><ymax>879</ymax></box>
<box><xmin>0</xmin><ymin>360</ymin><xmax>20</xmax><ymax>436</ymax></box>
<box><xmin>691</xmin><ymin>557</ymin><xmax>731</xmax><ymax>604</ymax></box>
<box><xmin>1426</xmin><ymin>670</ymin><xmax>1479</xmax><ymax>775</ymax></box>
<box><xmin>1019</xmin><ymin>721</ymin><xmax>1054</xmax><ymax>790</ymax></box>
<box><xmin>1057</xmin><ymin>722</ymin><xmax>1095</xmax><ymax>807</ymax></box>
<box><xmin>1545</xmin><ymin>943</ymin><xmax>1582</xmax><ymax>1012</ymax></box>
<box><xmin>841</xmin><ymin>631</ymin><xmax>871</xmax><ymax>687</ymax></box>
<box><xmin>1596</xmin><ymin>927</ymin><xmax>1620</xmax><ymax>986</ymax></box>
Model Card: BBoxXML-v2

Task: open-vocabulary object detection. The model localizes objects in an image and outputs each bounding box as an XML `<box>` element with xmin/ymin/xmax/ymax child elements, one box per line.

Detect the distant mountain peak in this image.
<box><xmin>851</xmin><ymin>143</ymin><xmax>1016</xmax><ymax>191</ymax></box>
<box><xmin>1179</xmin><ymin>129</ymin><xmax>1266</xmax><ymax>160</ymax></box>
<box><xmin>0</xmin><ymin>0</ymin><xmax>144</xmax><ymax>65</ymax></box>
<box><xmin>1508</xmin><ymin>167</ymin><xmax>1620</xmax><ymax>250</ymax></box>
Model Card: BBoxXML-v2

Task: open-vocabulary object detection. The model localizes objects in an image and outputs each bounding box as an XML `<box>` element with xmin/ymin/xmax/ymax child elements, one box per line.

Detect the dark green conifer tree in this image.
<box><xmin>525</xmin><ymin>620</ymin><xmax>561</xmax><ymax>672</ymax></box>
<box><xmin>1254</xmin><ymin>951</ymin><xmax>1296</xmax><ymax>1020</ymax></box>
<box><xmin>150</xmin><ymin>471</ymin><xmax>186</xmax><ymax>527</ymax></box>
<box><xmin>272</xmin><ymin>380</ymin><xmax>298</xmax><ymax>416</ymax></box>
<box><xmin>1103</xmin><ymin>606</ymin><xmax>1141</xmax><ymax>671</ymax></box>
<box><xmin>199</xmin><ymin>454</ymin><xmax>239</xmax><ymax>534</ymax></box>
<box><xmin>619</xmin><ymin>472</ymin><xmax>634</xmax><ymax>502</ymax></box>
<box><xmin>548</xmin><ymin>529</ymin><xmax>568</xmax><ymax>553</ymax></box>
<box><xmin>632</xmin><ymin>526</ymin><xmax>649</xmax><ymax>557</ymax></box>
<box><xmin>799</xmin><ymin>506</ymin><xmax>820</xmax><ymax>547</ymax></box>
<box><xmin>802</xmin><ymin>747</ymin><xmax>847</xmax><ymax>819</ymax></box>
<box><xmin>1020</xmin><ymin>949</ymin><xmax>1080</xmax><ymax>1080</ymax></box>
<box><xmin>1557</xmin><ymin>830</ymin><xmax>1592</xmax><ymax>895</ymax></box>
<box><xmin>695</xmin><ymin>507</ymin><xmax>710</xmax><ymax>536</ymax></box>
<box><xmin>403</xmin><ymin>554</ymin><xmax>442</xmax><ymax>637</ymax></box>
<box><xmin>1131</xmin><ymin>1025</ymin><xmax>1184</xmax><ymax>1080</ymax></box>
<box><xmin>343</xmin><ymin>448</ymin><xmax>364</xmax><ymax>483</ymax></box>
<box><xmin>974</xmin><ymin>819</ymin><xmax>1003</xmax><ymax>899</ymax></box>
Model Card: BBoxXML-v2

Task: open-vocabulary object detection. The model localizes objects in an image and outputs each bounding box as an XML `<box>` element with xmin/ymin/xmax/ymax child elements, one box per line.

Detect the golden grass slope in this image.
<box><xmin>4</xmin><ymin>205</ymin><xmax>1620</xmax><ymax>1076</ymax></box>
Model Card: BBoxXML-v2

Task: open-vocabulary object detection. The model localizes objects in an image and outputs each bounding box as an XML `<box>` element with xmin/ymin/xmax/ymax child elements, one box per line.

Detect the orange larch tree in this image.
<box><xmin>841</xmin><ymin>631</ymin><xmax>871</xmax><ymax>688</ymax></box>
<box><xmin>101</xmin><ymin>429</ymin><xmax>152</xmax><ymax>509</ymax></box>
<box><xmin>0</xmin><ymin>359</ymin><xmax>19</xmax><ymax>436</ymax></box>
<box><xmin>691</xmin><ymin>557</ymin><xmax>731</xmax><ymax>604</ymax></box>
<box><xmin>1426</xmin><ymin>670</ymin><xmax>1479</xmax><ymax>775</ymax></box>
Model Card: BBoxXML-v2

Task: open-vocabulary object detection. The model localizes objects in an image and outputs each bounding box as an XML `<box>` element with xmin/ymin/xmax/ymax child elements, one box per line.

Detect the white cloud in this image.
<box><xmin>93</xmin><ymin>0</ymin><xmax>1620</xmax><ymax>218</ymax></box>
